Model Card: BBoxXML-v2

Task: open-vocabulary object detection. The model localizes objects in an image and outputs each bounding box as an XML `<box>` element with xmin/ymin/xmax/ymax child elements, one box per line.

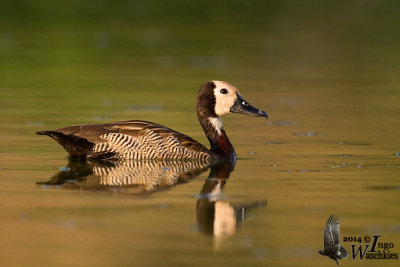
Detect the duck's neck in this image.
<box><xmin>198</xmin><ymin>116</ymin><xmax>236</xmax><ymax>161</ymax></box>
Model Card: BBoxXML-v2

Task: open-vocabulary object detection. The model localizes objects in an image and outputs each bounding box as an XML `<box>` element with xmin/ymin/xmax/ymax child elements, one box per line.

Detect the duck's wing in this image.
<box><xmin>323</xmin><ymin>214</ymin><xmax>341</xmax><ymax>249</ymax></box>
<box><xmin>37</xmin><ymin>120</ymin><xmax>211</xmax><ymax>159</ymax></box>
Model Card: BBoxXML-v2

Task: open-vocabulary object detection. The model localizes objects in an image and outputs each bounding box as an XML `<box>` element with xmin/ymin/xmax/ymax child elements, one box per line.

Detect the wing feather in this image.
<box><xmin>324</xmin><ymin>214</ymin><xmax>341</xmax><ymax>248</ymax></box>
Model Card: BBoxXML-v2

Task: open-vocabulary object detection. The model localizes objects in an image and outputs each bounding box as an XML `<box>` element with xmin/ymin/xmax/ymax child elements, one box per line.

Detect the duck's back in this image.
<box><xmin>37</xmin><ymin>120</ymin><xmax>212</xmax><ymax>161</ymax></box>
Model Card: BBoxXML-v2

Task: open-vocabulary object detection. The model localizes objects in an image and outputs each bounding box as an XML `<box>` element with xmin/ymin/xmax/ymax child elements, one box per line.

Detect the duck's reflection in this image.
<box><xmin>38</xmin><ymin>159</ymin><xmax>267</xmax><ymax>241</ymax></box>
<box><xmin>196</xmin><ymin>162</ymin><xmax>267</xmax><ymax>244</ymax></box>
<box><xmin>38</xmin><ymin>159</ymin><xmax>210</xmax><ymax>196</ymax></box>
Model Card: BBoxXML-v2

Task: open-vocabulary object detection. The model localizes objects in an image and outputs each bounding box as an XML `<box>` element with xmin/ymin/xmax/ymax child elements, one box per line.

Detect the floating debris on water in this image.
<box><xmin>267</xmin><ymin>120</ymin><xmax>297</xmax><ymax>126</ymax></box>
<box><xmin>248</xmin><ymin>152</ymin><xmax>255</xmax><ymax>155</ymax></box>
<box><xmin>55</xmin><ymin>220</ymin><xmax>76</xmax><ymax>230</ymax></box>
<box><xmin>330</xmin><ymin>154</ymin><xmax>352</xmax><ymax>157</ymax></box>
<box><xmin>127</xmin><ymin>105</ymin><xmax>163</xmax><ymax>112</ymax></box>
<box><xmin>328</xmin><ymin>163</ymin><xmax>367</xmax><ymax>169</ymax></box>
<box><xmin>251</xmin><ymin>247</ymin><xmax>268</xmax><ymax>259</ymax></box>
<box><xmin>294</xmin><ymin>132</ymin><xmax>325</xmax><ymax>136</ymax></box>
<box><xmin>330</xmin><ymin>165</ymin><xmax>343</xmax><ymax>168</ymax></box>
<box><xmin>339</xmin><ymin>163</ymin><xmax>355</xmax><ymax>166</ymax></box>
<box><xmin>93</xmin><ymin>32</ymin><xmax>111</xmax><ymax>49</ymax></box>
<box><xmin>338</xmin><ymin>141</ymin><xmax>370</xmax><ymax>146</ymax></box>
<box><xmin>59</xmin><ymin>166</ymin><xmax>71</xmax><ymax>172</ymax></box>
<box><xmin>396</xmin><ymin>152</ymin><xmax>400</xmax><ymax>157</ymax></box>
<box><xmin>258</xmin><ymin>164</ymin><xmax>279</xmax><ymax>167</ymax></box>
<box><xmin>237</xmin><ymin>236</ymin><xmax>254</xmax><ymax>247</ymax></box>
<box><xmin>286</xmin><ymin>98</ymin><xmax>299</xmax><ymax>106</ymax></box>
<box><xmin>21</xmin><ymin>213</ymin><xmax>30</xmax><ymax>221</ymax></box>
<box><xmin>266</xmin><ymin>141</ymin><xmax>281</xmax><ymax>145</ymax></box>
<box><xmin>190</xmin><ymin>223</ymin><xmax>199</xmax><ymax>232</ymax></box>
<box><xmin>92</xmin><ymin>115</ymin><xmax>110</xmax><ymax>121</ymax></box>
<box><xmin>159</xmin><ymin>203</ymin><xmax>168</xmax><ymax>209</ymax></box>
<box><xmin>190</xmin><ymin>55</ymin><xmax>216</xmax><ymax>69</ymax></box>
<box><xmin>280</xmin><ymin>169</ymin><xmax>325</xmax><ymax>172</ymax></box>
<box><xmin>102</xmin><ymin>99</ymin><xmax>112</xmax><ymax>107</ymax></box>
<box><xmin>329</xmin><ymin>163</ymin><xmax>356</xmax><ymax>168</ymax></box>
<box><xmin>158</xmin><ymin>55</ymin><xmax>176</xmax><ymax>68</ymax></box>
<box><xmin>26</xmin><ymin>121</ymin><xmax>44</xmax><ymax>126</ymax></box>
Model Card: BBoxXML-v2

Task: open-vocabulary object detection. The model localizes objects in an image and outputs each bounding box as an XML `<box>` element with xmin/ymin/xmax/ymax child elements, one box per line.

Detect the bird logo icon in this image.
<box><xmin>318</xmin><ymin>214</ymin><xmax>348</xmax><ymax>265</ymax></box>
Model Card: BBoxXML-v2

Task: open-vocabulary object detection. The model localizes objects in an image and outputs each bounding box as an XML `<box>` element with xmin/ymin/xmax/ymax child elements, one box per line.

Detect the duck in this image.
<box><xmin>37</xmin><ymin>81</ymin><xmax>268</xmax><ymax>162</ymax></box>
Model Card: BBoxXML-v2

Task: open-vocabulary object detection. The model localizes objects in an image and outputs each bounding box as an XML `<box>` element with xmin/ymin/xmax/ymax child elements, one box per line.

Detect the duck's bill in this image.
<box><xmin>230</xmin><ymin>95</ymin><xmax>268</xmax><ymax>119</ymax></box>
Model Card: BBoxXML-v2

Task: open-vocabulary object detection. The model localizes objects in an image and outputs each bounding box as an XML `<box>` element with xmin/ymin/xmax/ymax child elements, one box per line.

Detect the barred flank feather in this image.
<box><xmin>93</xmin><ymin>129</ymin><xmax>211</xmax><ymax>161</ymax></box>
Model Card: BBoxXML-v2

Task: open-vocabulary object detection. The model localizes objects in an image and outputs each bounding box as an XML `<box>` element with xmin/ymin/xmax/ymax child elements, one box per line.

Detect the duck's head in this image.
<box><xmin>197</xmin><ymin>81</ymin><xmax>268</xmax><ymax>119</ymax></box>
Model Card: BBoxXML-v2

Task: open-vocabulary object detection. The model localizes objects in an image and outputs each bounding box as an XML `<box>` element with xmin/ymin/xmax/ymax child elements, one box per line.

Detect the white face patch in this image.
<box><xmin>208</xmin><ymin>117</ymin><xmax>223</xmax><ymax>135</ymax></box>
<box><xmin>212</xmin><ymin>81</ymin><xmax>239</xmax><ymax>117</ymax></box>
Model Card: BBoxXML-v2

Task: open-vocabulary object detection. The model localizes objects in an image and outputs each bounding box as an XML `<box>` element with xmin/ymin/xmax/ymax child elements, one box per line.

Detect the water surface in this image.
<box><xmin>0</xmin><ymin>1</ymin><xmax>399</xmax><ymax>266</ymax></box>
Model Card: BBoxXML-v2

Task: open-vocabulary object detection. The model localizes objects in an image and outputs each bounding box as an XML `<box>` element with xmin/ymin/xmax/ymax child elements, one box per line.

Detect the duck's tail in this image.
<box><xmin>37</xmin><ymin>130</ymin><xmax>94</xmax><ymax>158</ymax></box>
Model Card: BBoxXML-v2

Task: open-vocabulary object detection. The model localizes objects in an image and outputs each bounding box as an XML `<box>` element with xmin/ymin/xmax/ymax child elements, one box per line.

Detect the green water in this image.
<box><xmin>1</xmin><ymin>1</ymin><xmax>399</xmax><ymax>266</ymax></box>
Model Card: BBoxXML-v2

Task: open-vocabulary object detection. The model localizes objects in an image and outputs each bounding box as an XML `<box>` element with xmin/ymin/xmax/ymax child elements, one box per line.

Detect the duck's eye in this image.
<box><xmin>220</xmin><ymin>88</ymin><xmax>228</xmax><ymax>94</ymax></box>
